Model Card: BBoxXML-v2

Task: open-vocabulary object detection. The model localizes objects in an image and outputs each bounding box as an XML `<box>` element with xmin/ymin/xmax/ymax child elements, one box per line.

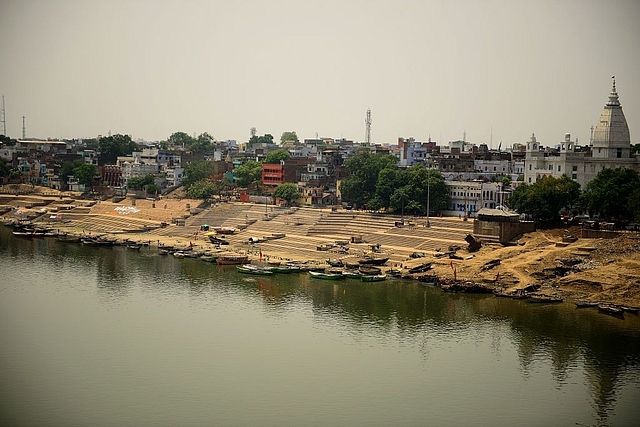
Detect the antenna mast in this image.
<box><xmin>22</xmin><ymin>116</ymin><xmax>26</xmax><ymax>139</ymax></box>
<box><xmin>0</xmin><ymin>96</ymin><xmax>6</xmax><ymax>136</ymax></box>
<box><xmin>365</xmin><ymin>108</ymin><xmax>371</xmax><ymax>144</ymax></box>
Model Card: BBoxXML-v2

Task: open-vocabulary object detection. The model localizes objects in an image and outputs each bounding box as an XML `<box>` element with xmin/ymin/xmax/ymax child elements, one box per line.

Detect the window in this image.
<box><xmin>617</xmin><ymin>148</ymin><xmax>622</xmax><ymax>158</ymax></box>
<box><xmin>572</xmin><ymin>165</ymin><xmax>577</xmax><ymax>171</ymax></box>
<box><xmin>558</xmin><ymin>165</ymin><xmax>561</xmax><ymax>172</ymax></box>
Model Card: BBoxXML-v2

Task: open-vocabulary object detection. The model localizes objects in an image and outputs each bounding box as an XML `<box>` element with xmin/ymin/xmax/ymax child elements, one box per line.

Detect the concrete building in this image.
<box><xmin>524</xmin><ymin>79</ymin><xmax>639</xmax><ymax>189</ymax></box>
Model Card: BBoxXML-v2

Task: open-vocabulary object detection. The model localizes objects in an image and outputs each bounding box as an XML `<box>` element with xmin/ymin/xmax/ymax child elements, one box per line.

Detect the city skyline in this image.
<box><xmin>1</xmin><ymin>0</ymin><xmax>639</xmax><ymax>146</ymax></box>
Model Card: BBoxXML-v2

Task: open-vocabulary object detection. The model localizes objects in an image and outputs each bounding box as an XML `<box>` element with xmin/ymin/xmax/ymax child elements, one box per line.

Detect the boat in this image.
<box><xmin>341</xmin><ymin>270</ymin><xmax>361</xmax><ymax>279</ymax></box>
<box><xmin>528</xmin><ymin>295</ymin><xmax>564</xmax><ymax>303</ymax></box>
<box><xmin>308</xmin><ymin>271</ymin><xmax>343</xmax><ymax>280</ymax></box>
<box><xmin>270</xmin><ymin>265</ymin><xmax>300</xmax><ymax>273</ymax></box>
<box><xmin>359</xmin><ymin>266</ymin><xmax>382</xmax><ymax>275</ymax></box>
<box><xmin>200</xmin><ymin>254</ymin><xmax>218</xmax><ymax>262</ymax></box>
<box><xmin>361</xmin><ymin>274</ymin><xmax>387</xmax><ymax>282</ymax></box>
<box><xmin>212</xmin><ymin>226</ymin><xmax>236</xmax><ymax>234</ymax></box>
<box><xmin>158</xmin><ymin>249</ymin><xmax>170</xmax><ymax>255</ymax></box>
<box><xmin>216</xmin><ymin>254</ymin><xmax>249</xmax><ymax>265</ymax></box>
<box><xmin>237</xmin><ymin>265</ymin><xmax>274</xmax><ymax>275</ymax></box>
<box><xmin>575</xmin><ymin>301</ymin><xmax>599</xmax><ymax>308</ymax></box>
<box><xmin>358</xmin><ymin>257</ymin><xmax>389</xmax><ymax>266</ymax></box>
<box><xmin>126</xmin><ymin>244</ymin><xmax>142</xmax><ymax>250</ymax></box>
<box><xmin>326</xmin><ymin>259</ymin><xmax>344</xmax><ymax>267</ymax></box>
<box><xmin>408</xmin><ymin>262</ymin><xmax>432</xmax><ymax>274</ymax></box>
<box><xmin>598</xmin><ymin>304</ymin><xmax>625</xmax><ymax>318</ymax></box>
<box><xmin>208</xmin><ymin>236</ymin><xmax>229</xmax><ymax>245</ymax></box>
<box><xmin>56</xmin><ymin>234</ymin><xmax>81</xmax><ymax>243</ymax></box>
<box><xmin>173</xmin><ymin>251</ymin><xmax>186</xmax><ymax>258</ymax></box>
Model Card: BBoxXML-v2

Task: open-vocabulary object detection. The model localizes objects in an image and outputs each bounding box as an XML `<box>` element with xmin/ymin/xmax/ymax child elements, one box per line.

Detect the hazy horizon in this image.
<box><xmin>1</xmin><ymin>0</ymin><xmax>639</xmax><ymax>147</ymax></box>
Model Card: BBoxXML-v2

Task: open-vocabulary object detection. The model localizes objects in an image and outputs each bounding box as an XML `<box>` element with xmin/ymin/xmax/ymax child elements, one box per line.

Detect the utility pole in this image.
<box><xmin>426</xmin><ymin>166</ymin><xmax>431</xmax><ymax>227</ymax></box>
<box><xmin>22</xmin><ymin>116</ymin><xmax>26</xmax><ymax>139</ymax></box>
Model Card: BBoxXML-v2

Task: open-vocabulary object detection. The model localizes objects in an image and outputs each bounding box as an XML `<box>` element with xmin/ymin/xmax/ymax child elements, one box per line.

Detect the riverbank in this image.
<box><xmin>2</xmin><ymin>188</ymin><xmax>640</xmax><ymax>308</ymax></box>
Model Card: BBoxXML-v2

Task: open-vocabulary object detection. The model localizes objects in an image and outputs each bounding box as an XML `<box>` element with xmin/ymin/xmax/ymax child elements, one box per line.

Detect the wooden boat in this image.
<box><xmin>158</xmin><ymin>249</ymin><xmax>170</xmax><ymax>255</ymax></box>
<box><xmin>359</xmin><ymin>266</ymin><xmax>382</xmax><ymax>275</ymax></box>
<box><xmin>208</xmin><ymin>236</ymin><xmax>229</xmax><ymax>245</ymax></box>
<box><xmin>173</xmin><ymin>251</ymin><xmax>186</xmax><ymax>258</ymax></box>
<box><xmin>575</xmin><ymin>301</ymin><xmax>599</xmax><ymax>308</ymax></box>
<box><xmin>326</xmin><ymin>259</ymin><xmax>344</xmax><ymax>267</ymax></box>
<box><xmin>308</xmin><ymin>271</ymin><xmax>343</xmax><ymax>280</ymax></box>
<box><xmin>212</xmin><ymin>226</ymin><xmax>236</xmax><ymax>234</ymax></box>
<box><xmin>216</xmin><ymin>254</ymin><xmax>249</xmax><ymax>265</ymax></box>
<box><xmin>56</xmin><ymin>235</ymin><xmax>81</xmax><ymax>243</ymax></box>
<box><xmin>237</xmin><ymin>265</ymin><xmax>274</xmax><ymax>275</ymax></box>
<box><xmin>528</xmin><ymin>295</ymin><xmax>563</xmax><ymax>303</ymax></box>
<box><xmin>126</xmin><ymin>244</ymin><xmax>142</xmax><ymax>250</ymax></box>
<box><xmin>358</xmin><ymin>257</ymin><xmax>389</xmax><ymax>266</ymax></box>
<box><xmin>598</xmin><ymin>304</ymin><xmax>625</xmax><ymax>318</ymax></box>
<box><xmin>408</xmin><ymin>262</ymin><xmax>432</xmax><ymax>274</ymax></box>
<box><xmin>341</xmin><ymin>270</ymin><xmax>361</xmax><ymax>279</ymax></box>
<box><xmin>200</xmin><ymin>255</ymin><xmax>218</xmax><ymax>262</ymax></box>
<box><xmin>361</xmin><ymin>274</ymin><xmax>387</xmax><ymax>282</ymax></box>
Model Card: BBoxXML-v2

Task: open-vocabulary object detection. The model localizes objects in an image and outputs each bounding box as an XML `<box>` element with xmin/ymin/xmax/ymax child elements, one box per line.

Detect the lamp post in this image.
<box><xmin>426</xmin><ymin>169</ymin><xmax>431</xmax><ymax>227</ymax></box>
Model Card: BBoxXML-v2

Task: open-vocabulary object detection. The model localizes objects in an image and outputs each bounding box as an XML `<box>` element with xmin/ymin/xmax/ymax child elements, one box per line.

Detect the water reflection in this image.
<box><xmin>1</xmin><ymin>225</ymin><xmax>638</xmax><ymax>426</ymax></box>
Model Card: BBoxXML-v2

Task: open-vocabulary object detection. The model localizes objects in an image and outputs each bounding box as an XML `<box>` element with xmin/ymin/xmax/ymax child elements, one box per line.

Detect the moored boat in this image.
<box><xmin>341</xmin><ymin>270</ymin><xmax>361</xmax><ymax>279</ymax></box>
<box><xmin>528</xmin><ymin>295</ymin><xmax>564</xmax><ymax>303</ymax></box>
<box><xmin>237</xmin><ymin>264</ymin><xmax>274</xmax><ymax>275</ymax></box>
<box><xmin>361</xmin><ymin>274</ymin><xmax>387</xmax><ymax>282</ymax></box>
<box><xmin>216</xmin><ymin>254</ymin><xmax>249</xmax><ymax>265</ymax></box>
<box><xmin>598</xmin><ymin>304</ymin><xmax>625</xmax><ymax>318</ymax></box>
<box><xmin>309</xmin><ymin>270</ymin><xmax>343</xmax><ymax>280</ymax></box>
<box><xmin>358</xmin><ymin>257</ymin><xmax>389</xmax><ymax>266</ymax></box>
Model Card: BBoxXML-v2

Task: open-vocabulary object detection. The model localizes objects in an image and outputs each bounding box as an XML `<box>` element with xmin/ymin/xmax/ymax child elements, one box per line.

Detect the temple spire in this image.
<box><xmin>606</xmin><ymin>75</ymin><xmax>620</xmax><ymax>107</ymax></box>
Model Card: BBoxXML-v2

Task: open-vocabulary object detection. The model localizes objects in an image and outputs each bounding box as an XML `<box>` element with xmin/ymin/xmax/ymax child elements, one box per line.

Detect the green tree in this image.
<box><xmin>340</xmin><ymin>151</ymin><xmax>398</xmax><ymax>209</ymax></box>
<box><xmin>627</xmin><ymin>188</ymin><xmax>640</xmax><ymax>223</ymax></box>
<box><xmin>404</xmin><ymin>165</ymin><xmax>448</xmax><ymax>215</ymax></box>
<box><xmin>274</xmin><ymin>183</ymin><xmax>300</xmax><ymax>204</ymax></box>
<box><xmin>187</xmin><ymin>132</ymin><xmax>216</xmax><ymax>152</ymax></box>
<box><xmin>631</xmin><ymin>143</ymin><xmax>640</xmax><ymax>156</ymax></box>
<box><xmin>186</xmin><ymin>180</ymin><xmax>219</xmax><ymax>200</ymax></box>
<box><xmin>60</xmin><ymin>159</ymin><xmax>85</xmax><ymax>186</ymax></box>
<box><xmin>73</xmin><ymin>163</ymin><xmax>98</xmax><ymax>190</ymax></box>
<box><xmin>280</xmin><ymin>131</ymin><xmax>299</xmax><ymax>144</ymax></box>
<box><xmin>146</xmin><ymin>183</ymin><xmax>159</xmax><ymax>196</ymax></box>
<box><xmin>182</xmin><ymin>160</ymin><xmax>216</xmax><ymax>189</ymax></box>
<box><xmin>127</xmin><ymin>174</ymin><xmax>155</xmax><ymax>190</ymax></box>
<box><xmin>233</xmin><ymin>160</ymin><xmax>263</xmax><ymax>188</ymax></box>
<box><xmin>0</xmin><ymin>134</ymin><xmax>16</xmax><ymax>146</ymax></box>
<box><xmin>0</xmin><ymin>157</ymin><xmax>11</xmax><ymax>178</ymax></box>
<box><xmin>264</xmin><ymin>148</ymin><xmax>291</xmax><ymax>164</ymax></box>
<box><xmin>580</xmin><ymin>167</ymin><xmax>640</xmax><ymax>221</ymax></box>
<box><xmin>248</xmin><ymin>134</ymin><xmax>274</xmax><ymax>146</ymax></box>
<box><xmin>510</xmin><ymin>175</ymin><xmax>580</xmax><ymax>222</ymax></box>
<box><xmin>98</xmin><ymin>134</ymin><xmax>138</xmax><ymax>164</ymax></box>
<box><xmin>168</xmin><ymin>131</ymin><xmax>196</xmax><ymax>149</ymax></box>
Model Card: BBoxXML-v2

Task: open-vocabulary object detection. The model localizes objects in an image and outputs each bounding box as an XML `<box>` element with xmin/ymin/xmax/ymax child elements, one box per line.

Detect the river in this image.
<box><xmin>0</xmin><ymin>226</ymin><xmax>639</xmax><ymax>427</ymax></box>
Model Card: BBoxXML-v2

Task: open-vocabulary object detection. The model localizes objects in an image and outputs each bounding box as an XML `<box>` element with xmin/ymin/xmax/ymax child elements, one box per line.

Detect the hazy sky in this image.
<box><xmin>1</xmin><ymin>0</ymin><xmax>639</xmax><ymax>146</ymax></box>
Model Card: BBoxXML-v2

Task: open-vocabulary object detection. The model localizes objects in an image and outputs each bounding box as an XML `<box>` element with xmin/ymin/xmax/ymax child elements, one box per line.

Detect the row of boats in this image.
<box><xmin>235</xmin><ymin>264</ymin><xmax>387</xmax><ymax>282</ymax></box>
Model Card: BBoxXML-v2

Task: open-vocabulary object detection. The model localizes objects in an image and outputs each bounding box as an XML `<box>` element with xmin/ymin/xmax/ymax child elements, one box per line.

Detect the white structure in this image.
<box><xmin>524</xmin><ymin>78</ymin><xmax>639</xmax><ymax>189</ymax></box>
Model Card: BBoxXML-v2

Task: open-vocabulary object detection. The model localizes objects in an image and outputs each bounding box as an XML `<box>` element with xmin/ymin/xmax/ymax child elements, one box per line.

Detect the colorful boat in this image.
<box><xmin>342</xmin><ymin>270</ymin><xmax>361</xmax><ymax>279</ymax></box>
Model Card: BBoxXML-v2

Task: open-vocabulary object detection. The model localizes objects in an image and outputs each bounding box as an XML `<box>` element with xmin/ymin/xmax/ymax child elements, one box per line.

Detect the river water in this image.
<box><xmin>1</xmin><ymin>226</ymin><xmax>639</xmax><ymax>427</ymax></box>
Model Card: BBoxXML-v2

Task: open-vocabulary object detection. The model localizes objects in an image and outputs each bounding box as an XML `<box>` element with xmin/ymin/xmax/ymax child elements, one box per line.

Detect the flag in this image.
<box><xmin>495</xmin><ymin>272</ymin><xmax>500</xmax><ymax>281</ymax></box>
<box><xmin>449</xmin><ymin>260</ymin><xmax>454</xmax><ymax>270</ymax></box>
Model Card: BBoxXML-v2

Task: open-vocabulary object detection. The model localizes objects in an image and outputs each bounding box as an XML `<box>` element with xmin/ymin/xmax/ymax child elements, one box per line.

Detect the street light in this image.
<box><xmin>426</xmin><ymin>169</ymin><xmax>431</xmax><ymax>227</ymax></box>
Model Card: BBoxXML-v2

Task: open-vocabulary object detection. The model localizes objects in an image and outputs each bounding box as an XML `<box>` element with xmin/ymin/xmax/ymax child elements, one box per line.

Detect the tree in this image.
<box><xmin>280</xmin><ymin>131</ymin><xmax>299</xmax><ymax>144</ymax></box>
<box><xmin>182</xmin><ymin>160</ymin><xmax>216</xmax><ymax>189</ymax></box>
<box><xmin>0</xmin><ymin>157</ymin><xmax>11</xmax><ymax>178</ymax></box>
<box><xmin>146</xmin><ymin>183</ymin><xmax>159</xmax><ymax>196</ymax></box>
<box><xmin>186</xmin><ymin>180</ymin><xmax>219</xmax><ymax>200</ymax></box>
<box><xmin>264</xmin><ymin>148</ymin><xmax>291</xmax><ymax>164</ymax></box>
<box><xmin>274</xmin><ymin>183</ymin><xmax>300</xmax><ymax>204</ymax></box>
<box><xmin>631</xmin><ymin>143</ymin><xmax>640</xmax><ymax>156</ymax></box>
<box><xmin>168</xmin><ymin>131</ymin><xmax>196</xmax><ymax>150</ymax></box>
<box><xmin>98</xmin><ymin>134</ymin><xmax>138</xmax><ymax>164</ymax></box>
<box><xmin>73</xmin><ymin>163</ymin><xmax>98</xmax><ymax>190</ymax></box>
<box><xmin>340</xmin><ymin>151</ymin><xmax>398</xmax><ymax>208</ymax></box>
<box><xmin>509</xmin><ymin>175</ymin><xmax>580</xmax><ymax>222</ymax></box>
<box><xmin>248</xmin><ymin>134</ymin><xmax>274</xmax><ymax>146</ymax></box>
<box><xmin>0</xmin><ymin>134</ymin><xmax>16</xmax><ymax>146</ymax></box>
<box><xmin>186</xmin><ymin>132</ymin><xmax>216</xmax><ymax>152</ymax></box>
<box><xmin>580</xmin><ymin>168</ymin><xmax>640</xmax><ymax>221</ymax></box>
<box><xmin>127</xmin><ymin>174</ymin><xmax>155</xmax><ymax>190</ymax></box>
<box><xmin>233</xmin><ymin>160</ymin><xmax>262</xmax><ymax>188</ymax></box>
<box><xmin>60</xmin><ymin>159</ymin><xmax>85</xmax><ymax>186</ymax></box>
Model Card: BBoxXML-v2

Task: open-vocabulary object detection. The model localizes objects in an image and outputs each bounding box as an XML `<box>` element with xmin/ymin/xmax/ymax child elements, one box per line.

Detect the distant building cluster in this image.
<box><xmin>1</xmin><ymin>80</ymin><xmax>637</xmax><ymax>216</ymax></box>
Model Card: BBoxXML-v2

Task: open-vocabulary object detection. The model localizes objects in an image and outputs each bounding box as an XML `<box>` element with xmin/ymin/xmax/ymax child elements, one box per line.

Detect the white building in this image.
<box><xmin>524</xmin><ymin>79</ymin><xmax>639</xmax><ymax>189</ymax></box>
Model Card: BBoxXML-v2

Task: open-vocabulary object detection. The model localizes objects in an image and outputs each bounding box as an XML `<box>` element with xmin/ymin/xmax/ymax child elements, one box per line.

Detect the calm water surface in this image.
<box><xmin>1</xmin><ymin>227</ymin><xmax>639</xmax><ymax>427</ymax></box>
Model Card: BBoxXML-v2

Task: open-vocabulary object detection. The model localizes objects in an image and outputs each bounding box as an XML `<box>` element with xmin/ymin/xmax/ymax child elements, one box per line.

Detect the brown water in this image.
<box><xmin>1</xmin><ymin>227</ymin><xmax>639</xmax><ymax>426</ymax></box>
